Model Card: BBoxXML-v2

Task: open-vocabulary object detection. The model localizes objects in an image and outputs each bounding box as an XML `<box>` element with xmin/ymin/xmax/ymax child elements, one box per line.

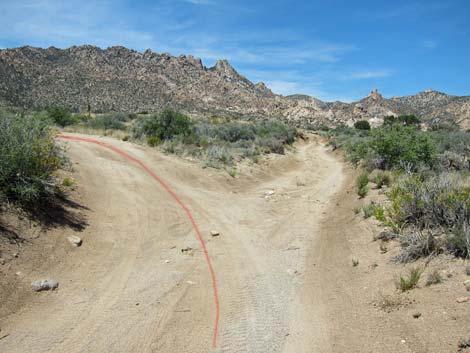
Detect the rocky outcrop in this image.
<box><xmin>0</xmin><ymin>45</ymin><xmax>469</xmax><ymax>128</ymax></box>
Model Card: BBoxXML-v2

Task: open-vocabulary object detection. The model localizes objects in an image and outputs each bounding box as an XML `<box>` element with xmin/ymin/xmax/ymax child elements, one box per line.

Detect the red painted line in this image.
<box><xmin>57</xmin><ymin>134</ymin><xmax>220</xmax><ymax>348</ymax></box>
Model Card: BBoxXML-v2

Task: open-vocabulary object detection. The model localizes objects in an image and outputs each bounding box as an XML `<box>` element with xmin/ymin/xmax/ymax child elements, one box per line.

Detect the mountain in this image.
<box><xmin>0</xmin><ymin>45</ymin><xmax>469</xmax><ymax>128</ymax></box>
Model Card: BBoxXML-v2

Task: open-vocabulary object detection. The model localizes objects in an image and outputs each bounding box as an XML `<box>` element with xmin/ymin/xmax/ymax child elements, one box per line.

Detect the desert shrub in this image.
<box><xmin>369</xmin><ymin>169</ymin><xmax>392</xmax><ymax>188</ymax></box>
<box><xmin>354</xmin><ymin>120</ymin><xmax>371</xmax><ymax>130</ymax></box>
<box><xmin>62</xmin><ymin>177</ymin><xmax>74</xmax><ymax>187</ymax></box>
<box><xmin>446</xmin><ymin>222</ymin><xmax>470</xmax><ymax>258</ymax></box>
<box><xmin>46</xmin><ymin>106</ymin><xmax>78</xmax><ymax>127</ymax></box>
<box><xmin>0</xmin><ymin>113</ymin><xmax>64</xmax><ymax>208</ymax></box>
<box><xmin>387</xmin><ymin>173</ymin><xmax>470</xmax><ymax>230</ymax></box>
<box><xmin>132</xmin><ymin>109</ymin><xmax>194</xmax><ymax>141</ymax></box>
<box><xmin>257</xmin><ymin>121</ymin><xmax>297</xmax><ymax>144</ymax></box>
<box><xmin>356</xmin><ymin>172</ymin><xmax>369</xmax><ymax>198</ymax></box>
<box><xmin>215</xmin><ymin>122</ymin><xmax>256</xmax><ymax>142</ymax></box>
<box><xmin>86</xmin><ymin>114</ymin><xmax>126</xmax><ymax>130</ymax></box>
<box><xmin>425</xmin><ymin>270</ymin><xmax>442</xmax><ymax>286</ymax></box>
<box><xmin>384</xmin><ymin>115</ymin><xmax>421</xmax><ymax>127</ymax></box>
<box><xmin>437</xmin><ymin>151</ymin><xmax>470</xmax><ymax>172</ymax></box>
<box><xmin>205</xmin><ymin>145</ymin><xmax>232</xmax><ymax>166</ymax></box>
<box><xmin>395</xmin><ymin>267</ymin><xmax>423</xmax><ymax>291</ymax></box>
<box><xmin>258</xmin><ymin>137</ymin><xmax>285</xmax><ymax>154</ymax></box>
<box><xmin>394</xmin><ymin>230</ymin><xmax>438</xmax><ymax>263</ymax></box>
<box><xmin>362</xmin><ymin>202</ymin><xmax>386</xmax><ymax>221</ymax></box>
<box><xmin>147</xmin><ymin>136</ymin><xmax>161</xmax><ymax>147</ymax></box>
<box><xmin>430</xmin><ymin>120</ymin><xmax>460</xmax><ymax>132</ymax></box>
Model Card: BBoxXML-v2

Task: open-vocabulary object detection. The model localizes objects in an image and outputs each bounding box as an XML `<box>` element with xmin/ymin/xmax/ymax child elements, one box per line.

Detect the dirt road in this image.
<box><xmin>0</xmin><ymin>133</ymin><xmax>343</xmax><ymax>353</ymax></box>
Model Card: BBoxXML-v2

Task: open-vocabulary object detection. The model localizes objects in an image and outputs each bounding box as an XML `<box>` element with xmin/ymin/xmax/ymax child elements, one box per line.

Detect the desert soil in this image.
<box><xmin>0</xmin><ymin>133</ymin><xmax>469</xmax><ymax>353</ymax></box>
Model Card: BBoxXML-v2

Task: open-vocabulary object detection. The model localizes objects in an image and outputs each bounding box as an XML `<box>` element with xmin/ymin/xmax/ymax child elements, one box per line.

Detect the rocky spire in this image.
<box><xmin>367</xmin><ymin>88</ymin><xmax>383</xmax><ymax>100</ymax></box>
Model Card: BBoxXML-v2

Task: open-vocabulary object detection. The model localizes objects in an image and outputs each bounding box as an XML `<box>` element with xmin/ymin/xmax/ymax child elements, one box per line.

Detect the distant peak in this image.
<box><xmin>213</xmin><ymin>59</ymin><xmax>235</xmax><ymax>72</ymax></box>
<box><xmin>367</xmin><ymin>88</ymin><xmax>383</xmax><ymax>100</ymax></box>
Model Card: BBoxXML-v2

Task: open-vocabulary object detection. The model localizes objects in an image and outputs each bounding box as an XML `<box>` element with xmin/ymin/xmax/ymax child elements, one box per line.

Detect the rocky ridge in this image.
<box><xmin>0</xmin><ymin>45</ymin><xmax>469</xmax><ymax>128</ymax></box>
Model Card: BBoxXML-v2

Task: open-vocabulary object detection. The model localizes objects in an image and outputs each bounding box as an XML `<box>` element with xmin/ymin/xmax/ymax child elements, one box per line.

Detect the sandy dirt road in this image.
<box><xmin>0</xmin><ymin>133</ymin><xmax>343</xmax><ymax>353</ymax></box>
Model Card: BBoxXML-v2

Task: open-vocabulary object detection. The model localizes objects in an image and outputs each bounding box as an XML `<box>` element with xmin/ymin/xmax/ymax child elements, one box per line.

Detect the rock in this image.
<box><xmin>464</xmin><ymin>279</ymin><xmax>470</xmax><ymax>287</ymax></box>
<box><xmin>296</xmin><ymin>178</ymin><xmax>306</xmax><ymax>187</ymax></box>
<box><xmin>210</xmin><ymin>230</ymin><xmax>220</xmax><ymax>237</ymax></box>
<box><xmin>181</xmin><ymin>247</ymin><xmax>193</xmax><ymax>254</ymax></box>
<box><xmin>264</xmin><ymin>190</ymin><xmax>275</xmax><ymax>197</ymax></box>
<box><xmin>31</xmin><ymin>279</ymin><xmax>59</xmax><ymax>292</ymax></box>
<box><xmin>412</xmin><ymin>312</ymin><xmax>421</xmax><ymax>319</ymax></box>
<box><xmin>67</xmin><ymin>235</ymin><xmax>82</xmax><ymax>247</ymax></box>
<box><xmin>286</xmin><ymin>269</ymin><xmax>298</xmax><ymax>276</ymax></box>
<box><xmin>456</xmin><ymin>297</ymin><xmax>469</xmax><ymax>303</ymax></box>
<box><xmin>164</xmin><ymin>259</ymin><xmax>170</xmax><ymax>264</ymax></box>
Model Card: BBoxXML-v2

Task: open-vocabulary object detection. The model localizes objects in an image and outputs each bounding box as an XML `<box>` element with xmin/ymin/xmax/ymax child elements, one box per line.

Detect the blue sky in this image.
<box><xmin>0</xmin><ymin>0</ymin><xmax>468</xmax><ymax>102</ymax></box>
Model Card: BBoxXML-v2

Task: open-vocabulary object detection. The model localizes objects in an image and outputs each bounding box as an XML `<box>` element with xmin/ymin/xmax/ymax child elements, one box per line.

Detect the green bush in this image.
<box><xmin>354</xmin><ymin>120</ymin><xmax>371</xmax><ymax>131</ymax></box>
<box><xmin>46</xmin><ymin>106</ymin><xmax>78</xmax><ymax>127</ymax></box>
<box><xmin>361</xmin><ymin>202</ymin><xmax>386</xmax><ymax>221</ymax></box>
<box><xmin>384</xmin><ymin>115</ymin><xmax>421</xmax><ymax>127</ymax></box>
<box><xmin>0</xmin><ymin>113</ymin><xmax>64</xmax><ymax>207</ymax></box>
<box><xmin>356</xmin><ymin>172</ymin><xmax>369</xmax><ymax>198</ymax></box>
<box><xmin>132</xmin><ymin>109</ymin><xmax>194</xmax><ymax>142</ymax></box>
<box><xmin>369</xmin><ymin>124</ymin><xmax>436</xmax><ymax>170</ymax></box>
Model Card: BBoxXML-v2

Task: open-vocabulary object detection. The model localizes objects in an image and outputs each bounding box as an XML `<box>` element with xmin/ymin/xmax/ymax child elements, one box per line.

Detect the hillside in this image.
<box><xmin>0</xmin><ymin>45</ymin><xmax>469</xmax><ymax>127</ymax></box>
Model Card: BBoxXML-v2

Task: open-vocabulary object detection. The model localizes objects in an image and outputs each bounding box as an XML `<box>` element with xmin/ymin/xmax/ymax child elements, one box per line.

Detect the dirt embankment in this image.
<box><xmin>0</xmin><ymin>133</ymin><xmax>469</xmax><ymax>353</ymax></box>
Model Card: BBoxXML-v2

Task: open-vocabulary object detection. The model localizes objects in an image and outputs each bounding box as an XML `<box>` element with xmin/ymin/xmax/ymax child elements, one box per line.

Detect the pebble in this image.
<box><xmin>456</xmin><ymin>297</ymin><xmax>469</xmax><ymax>303</ymax></box>
<box><xmin>67</xmin><ymin>236</ymin><xmax>82</xmax><ymax>247</ymax></box>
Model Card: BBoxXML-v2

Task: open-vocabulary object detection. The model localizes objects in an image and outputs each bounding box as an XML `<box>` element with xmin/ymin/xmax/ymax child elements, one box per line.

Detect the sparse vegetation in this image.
<box><xmin>62</xmin><ymin>177</ymin><xmax>74</xmax><ymax>187</ymax></box>
<box><xmin>56</xmin><ymin>108</ymin><xmax>298</xmax><ymax>171</ymax></box>
<box><xmin>395</xmin><ymin>267</ymin><xmax>423</xmax><ymax>292</ymax></box>
<box><xmin>425</xmin><ymin>270</ymin><xmax>442</xmax><ymax>286</ymax></box>
<box><xmin>132</xmin><ymin>111</ymin><xmax>297</xmax><ymax>168</ymax></box>
<box><xmin>329</xmin><ymin>117</ymin><xmax>470</xmax><ymax>261</ymax></box>
<box><xmin>356</xmin><ymin>172</ymin><xmax>369</xmax><ymax>198</ymax></box>
<box><xmin>352</xmin><ymin>258</ymin><xmax>359</xmax><ymax>267</ymax></box>
<box><xmin>375</xmin><ymin>293</ymin><xmax>403</xmax><ymax>312</ymax></box>
<box><xmin>394</xmin><ymin>230</ymin><xmax>438</xmax><ymax>263</ymax></box>
<box><xmin>361</xmin><ymin>202</ymin><xmax>385</xmax><ymax>221</ymax></box>
<box><xmin>369</xmin><ymin>169</ymin><xmax>392</xmax><ymax>189</ymax></box>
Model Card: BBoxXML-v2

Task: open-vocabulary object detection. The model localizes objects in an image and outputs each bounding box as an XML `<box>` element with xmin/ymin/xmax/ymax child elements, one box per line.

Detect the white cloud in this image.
<box><xmin>184</xmin><ymin>0</ymin><xmax>216</xmax><ymax>5</ymax></box>
<box><xmin>340</xmin><ymin>69</ymin><xmax>394</xmax><ymax>80</ymax></box>
<box><xmin>422</xmin><ymin>40</ymin><xmax>438</xmax><ymax>50</ymax></box>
